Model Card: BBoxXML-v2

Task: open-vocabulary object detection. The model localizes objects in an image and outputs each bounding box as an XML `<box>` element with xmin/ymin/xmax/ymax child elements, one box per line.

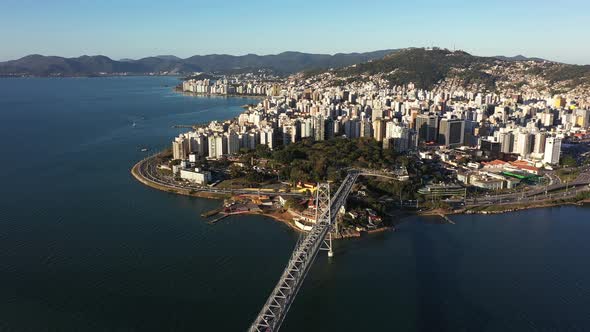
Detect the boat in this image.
<box><xmin>140</xmin><ymin>148</ymin><xmax>148</xmax><ymax>152</ymax></box>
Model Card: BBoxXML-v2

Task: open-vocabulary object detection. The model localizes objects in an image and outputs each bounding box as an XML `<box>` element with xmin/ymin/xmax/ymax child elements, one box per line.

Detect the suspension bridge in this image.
<box><xmin>248</xmin><ymin>170</ymin><xmax>362</xmax><ymax>331</ymax></box>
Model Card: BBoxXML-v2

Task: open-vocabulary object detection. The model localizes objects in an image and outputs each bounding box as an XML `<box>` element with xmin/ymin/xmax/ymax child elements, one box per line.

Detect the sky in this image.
<box><xmin>1</xmin><ymin>0</ymin><xmax>589</xmax><ymax>64</ymax></box>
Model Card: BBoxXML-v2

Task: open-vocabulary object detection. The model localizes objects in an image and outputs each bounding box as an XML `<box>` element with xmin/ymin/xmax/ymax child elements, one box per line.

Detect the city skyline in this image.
<box><xmin>2</xmin><ymin>0</ymin><xmax>589</xmax><ymax>64</ymax></box>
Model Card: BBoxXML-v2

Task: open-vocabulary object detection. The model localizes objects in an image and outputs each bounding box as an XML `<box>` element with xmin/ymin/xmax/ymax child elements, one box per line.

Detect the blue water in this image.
<box><xmin>1</xmin><ymin>77</ymin><xmax>590</xmax><ymax>331</ymax></box>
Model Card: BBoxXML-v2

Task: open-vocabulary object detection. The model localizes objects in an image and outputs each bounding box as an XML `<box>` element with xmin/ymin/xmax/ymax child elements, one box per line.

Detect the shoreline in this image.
<box><xmin>174</xmin><ymin>88</ymin><xmax>266</xmax><ymax>101</ymax></box>
<box><xmin>131</xmin><ymin>158</ymin><xmax>230</xmax><ymax>200</ymax></box>
<box><xmin>131</xmin><ymin>158</ymin><xmax>395</xmax><ymax>235</ymax></box>
<box><xmin>132</xmin><ymin>157</ymin><xmax>590</xmax><ymax>229</ymax></box>
<box><xmin>417</xmin><ymin>198</ymin><xmax>590</xmax><ymax>218</ymax></box>
<box><xmin>460</xmin><ymin>199</ymin><xmax>590</xmax><ymax>215</ymax></box>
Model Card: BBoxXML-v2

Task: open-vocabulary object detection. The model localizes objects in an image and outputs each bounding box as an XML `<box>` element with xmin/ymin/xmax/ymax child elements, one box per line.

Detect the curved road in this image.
<box><xmin>133</xmin><ymin>153</ymin><xmax>306</xmax><ymax>197</ymax></box>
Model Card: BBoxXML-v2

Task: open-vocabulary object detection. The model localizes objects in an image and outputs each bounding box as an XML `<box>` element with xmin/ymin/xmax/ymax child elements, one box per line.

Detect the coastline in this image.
<box><xmin>132</xmin><ymin>157</ymin><xmax>590</xmax><ymax>231</ymax></box>
<box><xmin>131</xmin><ymin>158</ymin><xmax>229</xmax><ymax>200</ymax></box>
<box><xmin>174</xmin><ymin>88</ymin><xmax>266</xmax><ymax>101</ymax></box>
<box><xmin>417</xmin><ymin>198</ymin><xmax>590</xmax><ymax>218</ymax></box>
<box><xmin>131</xmin><ymin>158</ymin><xmax>395</xmax><ymax>235</ymax></box>
<box><xmin>131</xmin><ymin>158</ymin><xmax>307</xmax><ymax>230</ymax></box>
<box><xmin>460</xmin><ymin>199</ymin><xmax>590</xmax><ymax>215</ymax></box>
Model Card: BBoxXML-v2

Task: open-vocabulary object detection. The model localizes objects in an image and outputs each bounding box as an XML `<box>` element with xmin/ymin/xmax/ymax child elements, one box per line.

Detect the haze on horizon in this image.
<box><xmin>1</xmin><ymin>0</ymin><xmax>589</xmax><ymax>65</ymax></box>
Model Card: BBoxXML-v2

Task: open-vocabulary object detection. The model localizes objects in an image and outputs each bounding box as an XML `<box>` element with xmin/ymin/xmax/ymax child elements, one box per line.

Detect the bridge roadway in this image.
<box><xmin>248</xmin><ymin>171</ymin><xmax>360</xmax><ymax>332</ymax></box>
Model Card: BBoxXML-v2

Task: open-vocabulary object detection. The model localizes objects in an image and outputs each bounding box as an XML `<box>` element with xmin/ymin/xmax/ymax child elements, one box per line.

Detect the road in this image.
<box><xmin>465</xmin><ymin>165</ymin><xmax>590</xmax><ymax>206</ymax></box>
<box><xmin>135</xmin><ymin>152</ymin><xmax>590</xmax><ymax>205</ymax></box>
<box><xmin>134</xmin><ymin>153</ymin><xmax>306</xmax><ymax>197</ymax></box>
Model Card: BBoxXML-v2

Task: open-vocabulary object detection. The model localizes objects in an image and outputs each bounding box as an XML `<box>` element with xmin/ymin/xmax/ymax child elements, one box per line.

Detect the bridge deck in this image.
<box><xmin>249</xmin><ymin>172</ymin><xmax>359</xmax><ymax>332</ymax></box>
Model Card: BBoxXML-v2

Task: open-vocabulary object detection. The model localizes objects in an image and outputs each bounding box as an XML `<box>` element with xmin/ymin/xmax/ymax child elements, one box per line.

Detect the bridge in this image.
<box><xmin>248</xmin><ymin>171</ymin><xmax>361</xmax><ymax>332</ymax></box>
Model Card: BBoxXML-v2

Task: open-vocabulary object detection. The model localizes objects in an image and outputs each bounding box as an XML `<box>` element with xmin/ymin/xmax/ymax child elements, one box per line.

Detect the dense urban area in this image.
<box><xmin>133</xmin><ymin>48</ymin><xmax>590</xmax><ymax>236</ymax></box>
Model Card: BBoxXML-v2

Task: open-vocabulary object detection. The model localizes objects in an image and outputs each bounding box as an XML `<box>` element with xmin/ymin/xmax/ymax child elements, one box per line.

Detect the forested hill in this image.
<box><xmin>0</xmin><ymin>50</ymin><xmax>395</xmax><ymax>77</ymax></box>
<box><xmin>326</xmin><ymin>48</ymin><xmax>590</xmax><ymax>92</ymax></box>
<box><xmin>334</xmin><ymin>48</ymin><xmax>497</xmax><ymax>89</ymax></box>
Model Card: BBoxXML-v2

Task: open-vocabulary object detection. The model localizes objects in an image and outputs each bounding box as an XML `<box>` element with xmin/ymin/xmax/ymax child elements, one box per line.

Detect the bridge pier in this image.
<box><xmin>328</xmin><ymin>232</ymin><xmax>334</xmax><ymax>257</ymax></box>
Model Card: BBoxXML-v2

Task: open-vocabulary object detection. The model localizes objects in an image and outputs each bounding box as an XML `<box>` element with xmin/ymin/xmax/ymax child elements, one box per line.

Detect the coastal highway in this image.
<box><xmin>465</xmin><ymin>166</ymin><xmax>590</xmax><ymax>206</ymax></box>
<box><xmin>134</xmin><ymin>152</ymin><xmax>590</xmax><ymax>204</ymax></box>
<box><xmin>133</xmin><ymin>154</ymin><xmax>306</xmax><ymax>198</ymax></box>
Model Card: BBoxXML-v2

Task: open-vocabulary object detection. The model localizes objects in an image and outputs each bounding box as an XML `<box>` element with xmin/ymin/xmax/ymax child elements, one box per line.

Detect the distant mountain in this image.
<box><xmin>494</xmin><ymin>55</ymin><xmax>549</xmax><ymax>62</ymax></box>
<box><xmin>154</xmin><ymin>55</ymin><xmax>182</xmax><ymax>61</ymax></box>
<box><xmin>0</xmin><ymin>54</ymin><xmax>149</xmax><ymax>77</ymax></box>
<box><xmin>0</xmin><ymin>50</ymin><xmax>396</xmax><ymax>77</ymax></box>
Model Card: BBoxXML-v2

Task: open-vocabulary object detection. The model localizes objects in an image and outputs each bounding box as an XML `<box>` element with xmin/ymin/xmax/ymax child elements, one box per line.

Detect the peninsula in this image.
<box><xmin>132</xmin><ymin>48</ymin><xmax>590</xmax><ymax>234</ymax></box>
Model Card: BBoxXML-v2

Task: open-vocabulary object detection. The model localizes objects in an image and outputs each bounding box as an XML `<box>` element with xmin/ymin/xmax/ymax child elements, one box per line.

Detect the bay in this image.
<box><xmin>1</xmin><ymin>77</ymin><xmax>589</xmax><ymax>331</ymax></box>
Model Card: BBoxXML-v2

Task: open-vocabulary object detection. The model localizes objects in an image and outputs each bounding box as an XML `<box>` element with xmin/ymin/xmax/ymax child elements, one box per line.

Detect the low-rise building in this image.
<box><xmin>470</xmin><ymin>175</ymin><xmax>504</xmax><ymax>190</ymax></box>
<box><xmin>179</xmin><ymin>168</ymin><xmax>212</xmax><ymax>185</ymax></box>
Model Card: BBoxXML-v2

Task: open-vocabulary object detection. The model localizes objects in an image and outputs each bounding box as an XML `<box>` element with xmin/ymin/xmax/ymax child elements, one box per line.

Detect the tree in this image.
<box><xmin>254</xmin><ymin>144</ymin><xmax>272</xmax><ymax>158</ymax></box>
<box><xmin>560</xmin><ymin>155</ymin><xmax>577</xmax><ymax>168</ymax></box>
<box><xmin>285</xmin><ymin>198</ymin><xmax>305</xmax><ymax>212</ymax></box>
<box><xmin>228</xmin><ymin>164</ymin><xmax>243</xmax><ymax>179</ymax></box>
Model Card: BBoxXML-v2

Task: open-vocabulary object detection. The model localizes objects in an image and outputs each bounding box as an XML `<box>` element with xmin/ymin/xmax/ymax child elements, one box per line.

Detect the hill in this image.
<box><xmin>494</xmin><ymin>55</ymin><xmax>549</xmax><ymax>62</ymax></box>
<box><xmin>0</xmin><ymin>54</ymin><xmax>149</xmax><ymax>76</ymax></box>
<box><xmin>326</xmin><ymin>48</ymin><xmax>590</xmax><ymax>93</ymax></box>
<box><xmin>333</xmin><ymin>48</ymin><xmax>497</xmax><ymax>89</ymax></box>
<box><xmin>0</xmin><ymin>50</ymin><xmax>396</xmax><ymax>77</ymax></box>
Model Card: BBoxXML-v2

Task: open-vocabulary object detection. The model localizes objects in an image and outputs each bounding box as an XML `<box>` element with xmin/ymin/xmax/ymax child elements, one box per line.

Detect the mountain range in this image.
<box><xmin>0</xmin><ymin>49</ymin><xmax>563</xmax><ymax>78</ymax></box>
<box><xmin>0</xmin><ymin>50</ymin><xmax>396</xmax><ymax>77</ymax></box>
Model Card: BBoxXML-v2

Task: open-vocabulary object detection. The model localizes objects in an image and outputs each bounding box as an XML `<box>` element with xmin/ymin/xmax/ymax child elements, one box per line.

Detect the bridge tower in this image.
<box><xmin>315</xmin><ymin>183</ymin><xmax>334</xmax><ymax>257</ymax></box>
<box><xmin>248</xmin><ymin>173</ymin><xmax>358</xmax><ymax>332</ymax></box>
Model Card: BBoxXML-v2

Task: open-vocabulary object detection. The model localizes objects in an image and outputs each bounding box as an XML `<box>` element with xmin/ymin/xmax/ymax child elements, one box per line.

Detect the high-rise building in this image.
<box><xmin>415</xmin><ymin>114</ymin><xmax>439</xmax><ymax>143</ymax></box>
<box><xmin>359</xmin><ymin>118</ymin><xmax>372</xmax><ymax>138</ymax></box>
<box><xmin>172</xmin><ymin>135</ymin><xmax>189</xmax><ymax>160</ymax></box>
<box><xmin>300</xmin><ymin>118</ymin><xmax>313</xmax><ymax>138</ymax></box>
<box><xmin>494</xmin><ymin>106</ymin><xmax>509</xmax><ymax>123</ymax></box>
<box><xmin>554</xmin><ymin>96</ymin><xmax>567</xmax><ymax>108</ymax></box>
<box><xmin>324</xmin><ymin>118</ymin><xmax>335</xmax><ymax>140</ymax></box>
<box><xmin>208</xmin><ymin>134</ymin><xmax>227</xmax><ymax>159</ymax></box>
<box><xmin>576</xmin><ymin>109</ymin><xmax>590</xmax><ymax>128</ymax></box>
<box><xmin>188</xmin><ymin>133</ymin><xmax>207</xmax><ymax>156</ymax></box>
<box><xmin>481</xmin><ymin>138</ymin><xmax>501</xmax><ymax>155</ymax></box>
<box><xmin>371</xmin><ymin>105</ymin><xmax>383</xmax><ymax>122</ymax></box>
<box><xmin>313</xmin><ymin>115</ymin><xmax>326</xmax><ymax>141</ymax></box>
<box><xmin>245</xmin><ymin>131</ymin><xmax>259</xmax><ymax>150</ymax></box>
<box><xmin>438</xmin><ymin>118</ymin><xmax>465</xmax><ymax>147</ymax></box>
<box><xmin>544</xmin><ymin>137</ymin><xmax>562</xmax><ymax>165</ymax></box>
<box><xmin>260</xmin><ymin>127</ymin><xmax>275</xmax><ymax>150</ymax></box>
<box><xmin>282</xmin><ymin>125</ymin><xmax>297</xmax><ymax>146</ymax></box>
<box><xmin>499</xmin><ymin>131</ymin><xmax>514</xmax><ymax>154</ymax></box>
<box><xmin>343</xmin><ymin>118</ymin><xmax>361</xmax><ymax>139</ymax></box>
<box><xmin>533</xmin><ymin>132</ymin><xmax>547</xmax><ymax>154</ymax></box>
<box><xmin>226</xmin><ymin>131</ymin><xmax>241</xmax><ymax>155</ymax></box>
<box><xmin>390</xmin><ymin>125</ymin><xmax>410</xmax><ymax>152</ymax></box>
<box><xmin>372</xmin><ymin>118</ymin><xmax>385</xmax><ymax>142</ymax></box>
<box><xmin>516</xmin><ymin>132</ymin><xmax>534</xmax><ymax>157</ymax></box>
<box><xmin>463</xmin><ymin>120</ymin><xmax>479</xmax><ymax>147</ymax></box>
<box><xmin>541</xmin><ymin>110</ymin><xmax>555</xmax><ymax>127</ymax></box>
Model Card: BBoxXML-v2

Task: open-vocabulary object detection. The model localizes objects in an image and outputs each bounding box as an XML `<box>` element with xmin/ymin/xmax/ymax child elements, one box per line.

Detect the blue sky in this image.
<box><xmin>1</xmin><ymin>0</ymin><xmax>589</xmax><ymax>64</ymax></box>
